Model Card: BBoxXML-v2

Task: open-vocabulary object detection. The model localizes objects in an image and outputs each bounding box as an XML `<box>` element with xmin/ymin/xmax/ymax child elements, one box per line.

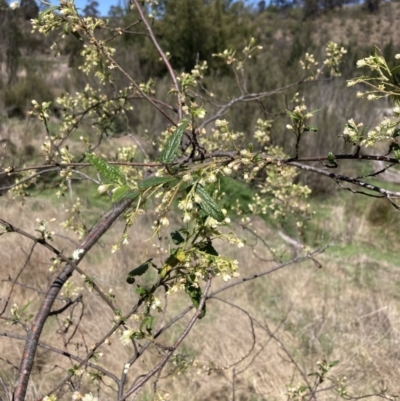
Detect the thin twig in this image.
<box><xmin>132</xmin><ymin>0</ymin><xmax>182</xmax><ymax>120</ymax></box>
<box><xmin>0</xmin><ymin>331</ymin><xmax>119</xmax><ymax>385</ymax></box>
<box><xmin>0</xmin><ymin>243</ymin><xmax>37</xmax><ymax>317</ymax></box>
<box><xmin>119</xmin><ymin>273</ymin><xmax>212</xmax><ymax>401</ymax></box>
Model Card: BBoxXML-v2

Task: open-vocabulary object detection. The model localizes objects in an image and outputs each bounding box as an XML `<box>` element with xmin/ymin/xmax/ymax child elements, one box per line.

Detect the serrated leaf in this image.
<box><xmin>112</xmin><ymin>186</ymin><xmax>129</xmax><ymax>202</ymax></box>
<box><xmin>126</xmin><ymin>259</ymin><xmax>153</xmax><ymax>284</ymax></box>
<box><xmin>159</xmin><ymin>119</ymin><xmax>189</xmax><ymax>164</ymax></box>
<box><xmin>171</xmin><ymin>230</ymin><xmax>185</xmax><ymax>245</ymax></box>
<box><xmin>139</xmin><ymin>176</ymin><xmax>177</xmax><ymax>190</ymax></box>
<box><xmin>86</xmin><ymin>153</ymin><xmax>125</xmax><ymax>185</ymax></box>
<box><xmin>119</xmin><ymin>190</ymin><xmax>140</xmax><ymax>202</ymax></box>
<box><xmin>185</xmin><ymin>279</ymin><xmax>206</xmax><ymax>319</ymax></box>
<box><xmin>195</xmin><ymin>184</ymin><xmax>224</xmax><ymax>222</ymax></box>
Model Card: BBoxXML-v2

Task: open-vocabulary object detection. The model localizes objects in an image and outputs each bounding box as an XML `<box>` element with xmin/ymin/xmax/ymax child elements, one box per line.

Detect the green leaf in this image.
<box><xmin>304</xmin><ymin>126</ymin><xmax>318</xmax><ymax>132</ymax></box>
<box><xmin>86</xmin><ymin>153</ymin><xmax>125</xmax><ymax>185</ymax></box>
<box><xmin>20</xmin><ymin>302</ymin><xmax>31</xmax><ymax>314</ymax></box>
<box><xmin>139</xmin><ymin>176</ymin><xmax>177</xmax><ymax>191</ymax></box>
<box><xmin>185</xmin><ymin>279</ymin><xmax>206</xmax><ymax>319</ymax></box>
<box><xmin>392</xmin><ymin>129</ymin><xmax>400</xmax><ymax>138</ymax></box>
<box><xmin>112</xmin><ymin>186</ymin><xmax>129</xmax><ymax>202</ymax></box>
<box><xmin>63</xmin><ymin>22</ymin><xmax>70</xmax><ymax>35</ymax></box>
<box><xmin>132</xmin><ymin>331</ymin><xmax>145</xmax><ymax>340</ymax></box>
<box><xmin>195</xmin><ymin>184</ymin><xmax>225</xmax><ymax>222</ymax></box>
<box><xmin>159</xmin><ymin>119</ymin><xmax>189</xmax><ymax>164</ymax></box>
<box><xmin>327</xmin><ymin>152</ymin><xmax>335</xmax><ymax>164</ymax></box>
<box><xmin>171</xmin><ymin>230</ymin><xmax>185</xmax><ymax>245</ymax></box>
<box><xmin>134</xmin><ymin>285</ymin><xmax>149</xmax><ymax>297</ymax></box>
<box><xmin>164</xmin><ymin>248</ymin><xmax>185</xmax><ymax>268</ymax></box>
<box><xmin>203</xmin><ymin>241</ymin><xmax>219</xmax><ymax>256</ymax></box>
<box><xmin>72</xmin><ymin>31</ymin><xmax>82</xmax><ymax>41</ymax></box>
<box><xmin>25</xmin><ymin>314</ymin><xmax>33</xmax><ymax>322</ymax></box>
<box><xmin>126</xmin><ymin>259</ymin><xmax>153</xmax><ymax>284</ymax></box>
<box><xmin>140</xmin><ymin>315</ymin><xmax>155</xmax><ymax>334</ymax></box>
<box><xmin>119</xmin><ymin>190</ymin><xmax>140</xmax><ymax>202</ymax></box>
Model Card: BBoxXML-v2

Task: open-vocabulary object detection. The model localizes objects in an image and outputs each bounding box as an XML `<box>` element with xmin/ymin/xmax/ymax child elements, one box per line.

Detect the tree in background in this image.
<box><xmin>0</xmin><ymin>0</ymin><xmax>22</xmax><ymax>86</ymax></box>
<box><xmin>83</xmin><ymin>0</ymin><xmax>100</xmax><ymax>17</ymax></box>
<box><xmin>119</xmin><ymin>0</ymin><xmax>253</xmax><ymax>73</ymax></box>
<box><xmin>19</xmin><ymin>0</ymin><xmax>38</xmax><ymax>20</ymax></box>
<box><xmin>365</xmin><ymin>0</ymin><xmax>380</xmax><ymax>13</ymax></box>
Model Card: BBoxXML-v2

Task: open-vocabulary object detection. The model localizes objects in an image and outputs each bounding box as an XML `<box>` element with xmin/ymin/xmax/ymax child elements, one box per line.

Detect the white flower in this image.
<box><xmin>43</xmin><ymin>396</ymin><xmax>57</xmax><ymax>401</ymax></box>
<box><xmin>97</xmin><ymin>184</ymin><xmax>107</xmax><ymax>194</ymax></box>
<box><xmin>215</xmin><ymin>119</ymin><xmax>228</xmax><ymax>128</ymax></box>
<box><xmin>197</xmin><ymin>108</ymin><xmax>206</xmax><ymax>119</ymax></box>
<box><xmin>82</xmin><ymin>393</ymin><xmax>98</xmax><ymax>401</ymax></box>
<box><xmin>151</xmin><ymin>297</ymin><xmax>162</xmax><ymax>310</ymax></box>
<box><xmin>205</xmin><ymin>216</ymin><xmax>218</xmax><ymax>228</ymax></box>
<box><xmin>356</xmin><ymin>59</ymin><xmax>367</xmax><ymax>67</ymax></box>
<box><xmin>194</xmin><ymin>193</ymin><xmax>202</xmax><ymax>203</ymax></box>
<box><xmin>396</xmin><ymin>54</ymin><xmax>400</xmax><ymax>59</ymax></box>
<box><xmin>123</xmin><ymin>363</ymin><xmax>130</xmax><ymax>374</ymax></box>
<box><xmin>182</xmin><ymin>173</ymin><xmax>192</xmax><ymax>182</ymax></box>
<box><xmin>9</xmin><ymin>1</ymin><xmax>19</xmax><ymax>9</ymax></box>
<box><xmin>160</xmin><ymin>217</ymin><xmax>169</xmax><ymax>227</ymax></box>
<box><xmin>120</xmin><ymin>329</ymin><xmax>135</xmax><ymax>346</ymax></box>
<box><xmin>72</xmin><ymin>249</ymin><xmax>84</xmax><ymax>260</ymax></box>
<box><xmin>206</xmin><ymin>173</ymin><xmax>217</xmax><ymax>183</ymax></box>
<box><xmin>222</xmin><ymin>273</ymin><xmax>231</xmax><ymax>282</ymax></box>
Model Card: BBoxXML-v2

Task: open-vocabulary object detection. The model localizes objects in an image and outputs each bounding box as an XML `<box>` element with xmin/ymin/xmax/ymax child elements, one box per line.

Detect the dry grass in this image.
<box><xmin>1</xmin><ymin>188</ymin><xmax>400</xmax><ymax>401</ymax></box>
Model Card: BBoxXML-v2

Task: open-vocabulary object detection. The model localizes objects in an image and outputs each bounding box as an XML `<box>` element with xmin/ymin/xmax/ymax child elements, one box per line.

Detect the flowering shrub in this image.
<box><xmin>1</xmin><ymin>1</ymin><xmax>400</xmax><ymax>400</ymax></box>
